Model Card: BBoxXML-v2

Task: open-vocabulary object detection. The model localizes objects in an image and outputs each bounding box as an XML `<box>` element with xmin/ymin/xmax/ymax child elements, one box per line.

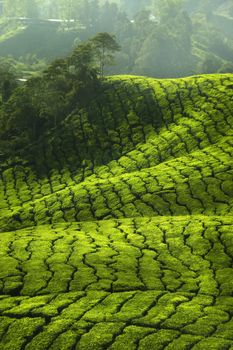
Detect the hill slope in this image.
<box><xmin>0</xmin><ymin>74</ymin><xmax>233</xmax><ymax>349</ymax></box>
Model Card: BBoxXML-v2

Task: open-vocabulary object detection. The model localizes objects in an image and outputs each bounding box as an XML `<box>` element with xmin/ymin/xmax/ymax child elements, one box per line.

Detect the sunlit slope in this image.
<box><xmin>0</xmin><ymin>74</ymin><xmax>232</xmax><ymax>231</ymax></box>
<box><xmin>1</xmin><ymin>216</ymin><xmax>233</xmax><ymax>349</ymax></box>
<box><xmin>1</xmin><ymin>215</ymin><xmax>233</xmax><ymax>296</ymax></box>
<box><xmin>0</xmin><ymin>74</ymin><xmax>233</xmax><ymax>350</ymax></box>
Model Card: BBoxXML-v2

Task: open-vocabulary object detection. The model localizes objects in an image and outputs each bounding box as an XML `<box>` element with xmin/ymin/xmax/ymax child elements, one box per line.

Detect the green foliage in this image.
<box><xmin>0</xmin><ymin>59</ymin><xmax>18</xmax><ymax>103</ymax></box>
<box><xmin>0</xmin><ymin>37</ymin><xmax>104</xmax><ymax>149</ymax></box>
<box><xmin>0</xmin><ymin>73</ymin><xmax>233</xmax><ymax>349</ymax></box>
<box><xmin>90</xmin><ymin>32</ymin><xmax>121</xmax><ymax>77</ymax></box>
<box><xmin>0</xmin><ymin>0</ymin><xmax>232</xmax><ymax>78</ymax></box>
<box><xmin>0</xmin><ymin>32</ymin><xmax>121</xmax><ymax>152</ymax></box>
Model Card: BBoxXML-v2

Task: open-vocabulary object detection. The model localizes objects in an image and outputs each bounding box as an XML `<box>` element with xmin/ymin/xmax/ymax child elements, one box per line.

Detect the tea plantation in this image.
<box><xmin>0</xmin><ymin>74</ymin><xmax>233</xmax><ymax>349</ymax></box>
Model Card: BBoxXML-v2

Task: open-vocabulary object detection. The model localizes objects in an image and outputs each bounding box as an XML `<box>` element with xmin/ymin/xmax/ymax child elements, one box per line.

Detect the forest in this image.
<box><xmin>0</xmin><ymin>0</ymin><xmax>233</xmax><ymax>80</ymax></box>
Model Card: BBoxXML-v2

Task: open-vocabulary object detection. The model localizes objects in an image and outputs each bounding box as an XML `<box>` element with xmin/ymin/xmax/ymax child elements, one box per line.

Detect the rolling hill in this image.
<box><xmin>0</xmin><ymin>73</ymin><xmax>233</xmax><ymax>349</ymax></box>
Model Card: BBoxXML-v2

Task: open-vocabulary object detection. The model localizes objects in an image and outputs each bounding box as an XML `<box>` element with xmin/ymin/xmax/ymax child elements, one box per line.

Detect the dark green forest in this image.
<box><xmin>0</xmin><ymin>1</ymin><xmax>233</xmax><ymax>350</ymax></box>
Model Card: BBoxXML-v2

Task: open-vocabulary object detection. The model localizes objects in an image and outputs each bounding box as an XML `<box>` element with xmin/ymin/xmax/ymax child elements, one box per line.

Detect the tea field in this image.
<box><xmin>0</xmin><ymin>74</ymin><xmax>233</xmax><ymax>349</ymax></box>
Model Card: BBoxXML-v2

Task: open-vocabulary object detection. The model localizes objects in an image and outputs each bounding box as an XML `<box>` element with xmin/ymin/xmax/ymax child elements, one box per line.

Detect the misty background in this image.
<box><xmin>0</xmin><ymin>0</ymin><xmax>233</xmax><ymax>79</ymax></box>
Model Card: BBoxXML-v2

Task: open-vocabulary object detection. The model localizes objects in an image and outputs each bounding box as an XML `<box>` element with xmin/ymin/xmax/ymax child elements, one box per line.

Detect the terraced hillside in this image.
<box><xmin>0</xmin><ymin>74</ymin><xmax>233</xmax><ymax>349</ymax></box>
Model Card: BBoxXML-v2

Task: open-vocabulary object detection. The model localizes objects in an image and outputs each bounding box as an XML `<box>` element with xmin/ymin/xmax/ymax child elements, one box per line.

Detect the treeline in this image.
<box><xmin>0</xmin><ymin>32</ymin><xmax>120</xmax><ymax>157</ymax></box>
<box><xmin>1</xmin><ymin>0</ymin><xmax>120</xmax><ymax>21</ymax></box>
<box><xmin>1</xmin><ymin>0</ymin><xmax>233</xmax><ymax>78</ymax></box>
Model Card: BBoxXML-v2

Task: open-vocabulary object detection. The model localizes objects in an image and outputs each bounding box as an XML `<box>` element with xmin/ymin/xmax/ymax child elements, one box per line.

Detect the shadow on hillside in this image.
<box><xmin>23</xmin><ymin>80</ymin><xmax>164</xmax><ymax>177</ymax></box>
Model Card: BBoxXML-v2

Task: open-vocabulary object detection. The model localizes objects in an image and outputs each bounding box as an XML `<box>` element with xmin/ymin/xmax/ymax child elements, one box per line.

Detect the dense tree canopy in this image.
<box><xmin>0</xmin><ymin>59</ymin><xmax>18</xmax><ymax>103</ymax></box>
<box><xmin>0</xmin><ymin>32</ymin><xmax>121</xmax><ymax>154</ymax></box>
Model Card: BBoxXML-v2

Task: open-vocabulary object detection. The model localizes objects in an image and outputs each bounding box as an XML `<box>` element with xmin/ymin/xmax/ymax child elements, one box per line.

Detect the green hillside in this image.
<box><xmin>0</xmin><ymin>21</ymin><xmax>79</xmax><ymax>60</ymax></box>
<box><xmin>0</xmin><ymin>74</ymin><xmax>233</xmax><ymax>349</ymax></box>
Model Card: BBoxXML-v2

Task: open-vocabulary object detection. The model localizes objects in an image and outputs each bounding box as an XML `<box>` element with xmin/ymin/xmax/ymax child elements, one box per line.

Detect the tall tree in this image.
<box><xmin>68</xmin><ymin>41</ymin><xmax>99</xmax><ymax>105</ymax></box>
<box><xmin>90</xmin><ymin>32</ymin><xmax>121</xmax><ymax>77</ymax></box>
<box><xmin>0</xmin><ymin>62</ymin><xmax>18</xmax><ymax>103</ymax></box>
<box><xmin>98</xmin><ymin>1</ymin><xmax>119</xmax><ymax>32</ymax></box>
<box><xmin>2</xmin><ymin>0</ymin><xmax>21</xmax><ymax>17</ymax></box>
<box><xmin>120</xmin><ymin>0</ymin><xmax>147</xmax><ymax>15</ymax></box>
<box><xmin>27</xmin><ymin>0</ymin><xmax>39</xmax><ymax>18</ymax></box>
